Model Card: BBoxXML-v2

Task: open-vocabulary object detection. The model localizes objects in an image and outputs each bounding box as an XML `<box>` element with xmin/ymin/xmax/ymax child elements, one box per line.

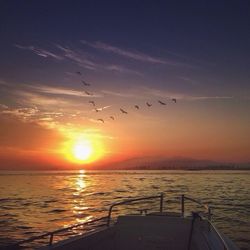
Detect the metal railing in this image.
<box><xmin>208</xmin><ymin>222</ymin><xmax>230</xmax><ymax>250</ymax></box>
<box><xmin>5</xmin><ymin>193</ymin><xmax>231</xmax><ymax>250</ymax></box>
<box><xmin>6</xmin><ymin>216</ymin><xmax>108</xmax><ymax>249</ymax></box>
<box><xmin>181</xmin><ymin>194</ymin><xmax>212</xmax><ymax>221</ymax></box>
<box><xmin>180</xmin><ymin>195</ymin><xmax>229</xmax><ymax>250</ymax></box>
<box><xmin>107</xmin><ymin>193</ymin><xmax>164</xmax><ymax>226</ymax></box>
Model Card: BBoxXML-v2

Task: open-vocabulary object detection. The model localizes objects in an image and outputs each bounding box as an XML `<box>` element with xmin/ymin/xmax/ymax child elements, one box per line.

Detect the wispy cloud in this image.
<box><xmin>15</xmin><ymin>90</ymin><xmax>71</xmax><ymax>106</ymax></box>
<box><xmin>15</xmin><ymin>42</ymin><xmax>143</xmax><ymax>75</ymax></box>
<box><xmin>101</xmin><ymin>90</ymin><xmax>137</xmax><ymax>98</ymax></box>
<box><xmin>102</xmin><ymin>65</ymin><xmax>142</xmax><ymax>76</ymax></box>
<box><xmin>0</xmin><ymin>79</ymin><xmax>9</xmax><ymax>85</ymax></box>
<box><xmin>186</xmin><ymin>96</ymin><xmax>233</xmax><ymax>101</ymax></box>
<box><xmin>139</xmin><ymin>86</ymin><xmax>234</xmax><ymax>101</ymax></box>
<box><xmin>0</xmin><ymin>104</ymin><xmax>8</xmax><ymax>110</ymax></box>
<box><xmin>81</xmin><ymin>40</ymin><xmax>169</xmax><ymax>64</ymax></box>
<box><xmin>56</xmin><ymin>44</ymin><xmax>142</xmax><ymax>75</ymax></box>
<box><xmin>29</xmin><ymin>85</ymin><xmax>91</xmax><ymax>97</ymax></box>
<box><xmin>1</xmin><ymin>107</ymin><xmax>39</xmax><ymax>121</ymax></box>
<box><xmin>0</xmin><ymin>90</ymin><xmax>87</xmax><ymax>126</ymax></box>
<box><xmin>56</xmin><ymin>45</ymin><xmax>97</xmax><ymax>70</ymax></box>
<box><xmin>15</xmin><ymin>44</ymin><xmax>63</xmax><ymax>60</ymax></box>
<box><xmin>177</xmin><ymin>76</ymin><xmax>200</xmax><ymax>85</ymax></box>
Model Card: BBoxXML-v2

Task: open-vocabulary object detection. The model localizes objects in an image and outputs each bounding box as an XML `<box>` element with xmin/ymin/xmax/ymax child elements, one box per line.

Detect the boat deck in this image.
<box><xmin>40</xmin><ymin>214</ymin><xmax>232</xmax><ymax>250</ymax></box>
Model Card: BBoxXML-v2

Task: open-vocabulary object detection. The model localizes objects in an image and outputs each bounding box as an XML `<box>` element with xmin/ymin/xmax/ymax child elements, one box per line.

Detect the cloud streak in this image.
<box><xmin>134</xmin><ymin>86</ymin><xmax>234</xmax><ymax>101</ymax></box>
<box><xmin>1</xmin><ymin>107</ymin><xmax>39</xmax><ymax>121</ymax></box>
<box><xmin>101</xmin><ymin>90</ymin><xmax>137</xmax><ymax>98</ymax></box>
<box><xmin>29</xmin><ymin>85</ymin><xmax>92</xmax><ymax>97</ymax></box>
<box><xmin>56</xmin><ymin>44</ymin><xmax>142</xmax><ymax>75</ymax></box>
<box><xmin>15</xmin><ymin>43</ymin><xmax>141</xmax><ymax>75</ymax></box>
<box><xmin>56</xmin><ymin>45</ymin><xmax>97</xmax><ymax>70</ymax></box>
<box><xmin>14</xmin><ymin>44</ymin><xmax>63</xmax><ymax>60</ymax></box>
<box><xmin>81</xmin><ymin>40</ymin><xmax>178</xmax><ymax>65</ymax></box>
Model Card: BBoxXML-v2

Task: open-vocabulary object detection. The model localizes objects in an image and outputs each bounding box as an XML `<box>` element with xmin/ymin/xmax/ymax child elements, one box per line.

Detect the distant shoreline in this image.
<box><xmin>0</xmin><ymin>167</ymin><xmax>250</xmax><ymax>171</ymax></box>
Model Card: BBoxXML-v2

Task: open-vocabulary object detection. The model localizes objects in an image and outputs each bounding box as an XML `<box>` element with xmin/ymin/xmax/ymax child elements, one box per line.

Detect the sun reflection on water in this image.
<box><xmin>72</xmin><ymin>170</ymin><xmax>92</xmax><ymax>224</ymax></box>
<box><xmin>75</xmin><ymin>170</ymin><xmax>86</xmax><ymax>191</ymax></box>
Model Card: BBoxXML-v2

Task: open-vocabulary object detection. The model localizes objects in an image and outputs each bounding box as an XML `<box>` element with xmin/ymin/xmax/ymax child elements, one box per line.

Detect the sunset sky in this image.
<box><xmin>0</xmin><ymin>1</ymin><xmax>250</xmax><ymax>169</ymax></box>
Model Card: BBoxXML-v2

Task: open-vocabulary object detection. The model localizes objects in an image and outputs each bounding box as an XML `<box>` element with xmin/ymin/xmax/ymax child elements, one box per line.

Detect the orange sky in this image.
<box><xmin>0</xmin><ymin>95</ymin><xmax>249</xmax><ymax>170</ymax></box>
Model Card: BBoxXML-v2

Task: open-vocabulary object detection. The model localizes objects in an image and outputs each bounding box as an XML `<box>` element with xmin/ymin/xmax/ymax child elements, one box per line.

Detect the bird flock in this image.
<box><xmin>75</xmin><ymin>71</ymin><xmax>177</xmax><ymax>124</ymax></box>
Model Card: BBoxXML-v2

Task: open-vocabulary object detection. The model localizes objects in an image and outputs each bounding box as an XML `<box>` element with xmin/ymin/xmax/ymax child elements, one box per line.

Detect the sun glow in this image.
<box><xmin>73</xmin><ymin>143</ymin><xmax>92</xmax><ymax>161</ymax></box>
<box><xmin>62</xmin><ymin>133</ymin><xmax>105</xmax><ymax>164</ymax></box>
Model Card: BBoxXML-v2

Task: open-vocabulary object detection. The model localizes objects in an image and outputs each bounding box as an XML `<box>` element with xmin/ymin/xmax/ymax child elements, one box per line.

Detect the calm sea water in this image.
<box><xmin>0</xmin><ymin>170</ymin><xmax>249</xmax><ymax>249</ymax></box>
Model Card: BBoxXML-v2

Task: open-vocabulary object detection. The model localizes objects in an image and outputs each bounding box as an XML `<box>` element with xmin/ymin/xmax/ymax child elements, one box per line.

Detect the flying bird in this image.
<box><xmin>110</xmin><ymin>116</ymin><xmax>115</xmax><ymax>120</ymax></box>
<box><xmin>172</xmin><ymin>98</ymin><xmax>177</xmax><ymax>103</ymax></box>
<box><xmin>94</xmin><ymin>105</ymin><xmax>111</xmax><ymax>112</ymax></box>
<box><xmin>84</xmin><ymin>90</ymin><xmax>92</xmax><ymax>96</ymax></box>
<box><xmin>158</xmin><ymin>100</ymin><xmax>166</xmax><ymax>105</ymax></box>
<box><xmin>82</xmin><ymin>80</ymin><xmax>91</xmax><ymax>86</ymax></box>
<box><xmin>146</xmin><ymin>102</ymin><xmax>152</xmax><ymax>107</ymax></box>
<box><xmin>120</xmin><ymin>108</ymin><xmax>128</xmax><ymax>114</ymax></box>
<box><xmin>97</xmin><ymin>119</ymin><xmax>104</xmax><ymax>123</ymax></box>
<box><xmin>89</xmin><ymin>101</ymin><xmax>95</xmax><ymax>106</ymax></box>
<box><xmin>76</xmin><ymin>71</ymin><xmax>82</xmax><ymax>75</ymax></box>
<box><xmin>134</xmin><ymin>105</ymin><xmax>139</xmax><ymax>109</ymax></box>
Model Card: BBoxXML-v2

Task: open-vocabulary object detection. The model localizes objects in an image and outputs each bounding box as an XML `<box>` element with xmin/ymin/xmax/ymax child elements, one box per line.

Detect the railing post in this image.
<box><xmin>160</xmin><ymin>193</ymin><xmax>164</xmax><ymax>213</ymax></box>
<box><xmin>49</xmin><ymin>233</ymin><xmax>53</xmax><ymax>245</ymax></box>
<box><xmin>107</xmin><ymin>205</ymin><xmax>113</xmax><ymax>227</ymax></box>
<box><xmin>181</xmin><ymin>195</ymin><xmax>185</xmax><ymax>217</ymax></box>
<box><xmin>208</xmin><ymin>206</ymin><xmax>212</xmax><ymax>221</ymax></box>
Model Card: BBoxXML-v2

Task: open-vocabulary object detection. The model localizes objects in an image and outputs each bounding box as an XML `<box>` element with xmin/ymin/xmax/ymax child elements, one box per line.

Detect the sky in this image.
<box><xmin>0</xmin><ymin>1</ymin><xmax>250</xmax><ymax>169</ymax></box>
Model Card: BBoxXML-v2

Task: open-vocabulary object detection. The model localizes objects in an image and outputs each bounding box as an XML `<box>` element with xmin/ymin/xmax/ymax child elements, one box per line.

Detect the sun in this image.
<box><xmin>73</xmin><ymin>143</ymin><xmax>92</xmax><ymax>161</ymax></box>
<box><xmin>62</xmin><ymin>133</ymin><xmax>104</xmax><ymax>164</ymax></box>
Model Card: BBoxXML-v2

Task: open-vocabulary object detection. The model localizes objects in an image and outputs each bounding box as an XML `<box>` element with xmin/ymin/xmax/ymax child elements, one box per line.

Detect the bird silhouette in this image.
<box><xmin>84</xmin><ymin>90</ymin><xmax>92</xmax><ymax>96</ymax></box>
<box><xmin>158</xmin><ymin>100</ymin><xmax>166</xmax><ymax>105</ymax></box>
<box><xmin>97</xmin><ymin>119</ymin><xmax>104</xmax><ymax>123</ymax></box>
<box><xmin>76</xmin><ymin>71</ymin><xmax>82</xmax><ymax>75</ymax></box>
<box><xmin>82</xmin><ymin>80</ymin><xmax>91</xmax><ymax>86</ymax></box>
<box><xmin>146</xmin><ymin>102</ymin><xmax>152</xmax><ymax>107</ymax></box>
<box><xmin>120</xmin><ymin>108</ymin><xmax>128</xmax><ymax>114</ymax></box>
<box><xmin>172</xmin><ymin>98</ymin><xmax>177</xmax><ymax>103</ymax></box>
<box><xmin>94</xmin><ymin>106</ymin><xmax>111</xmax><ymax>112</ymax></box>
<box><xmin>89</xmin><ymin>101</ymin><xmax>95</xmax><ymax>106</ymax></box>
<box><xmin>110</xmin><ymin>116</ymin><xmax>115</xmax><ymax>120</ymax></box>
<box><xmin>134</xmin><ymin>105</ymin><xmax>139</xmax><ymax>109</ymax></box>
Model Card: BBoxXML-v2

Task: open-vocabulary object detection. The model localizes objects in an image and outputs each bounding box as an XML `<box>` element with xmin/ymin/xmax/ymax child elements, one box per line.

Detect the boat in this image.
<box><xmin>5</xmin><ymin>193</ymin><xmax>239</xmax><ymax>250</ymax></box>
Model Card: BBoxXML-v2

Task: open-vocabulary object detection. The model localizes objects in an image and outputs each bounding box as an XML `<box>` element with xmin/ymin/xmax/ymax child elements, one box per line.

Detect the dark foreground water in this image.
<box><xmin>0</xmin><ymin>170</ymin><xmax>249</xmax><ymax>249</ymax></box>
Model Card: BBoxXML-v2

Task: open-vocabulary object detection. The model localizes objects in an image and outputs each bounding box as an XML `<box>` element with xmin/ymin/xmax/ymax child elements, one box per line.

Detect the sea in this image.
<box><xmin>0</xmin><ymin>170</ymin><xmax>249</xmax><ymax>249</ymax></box>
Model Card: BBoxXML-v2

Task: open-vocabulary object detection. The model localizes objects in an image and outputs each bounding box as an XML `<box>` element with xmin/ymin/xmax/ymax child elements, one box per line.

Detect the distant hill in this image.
<box><xmin>97</xmin><ymin>156</ymin><xmax>250</xmax><ymax>170</ymax></box>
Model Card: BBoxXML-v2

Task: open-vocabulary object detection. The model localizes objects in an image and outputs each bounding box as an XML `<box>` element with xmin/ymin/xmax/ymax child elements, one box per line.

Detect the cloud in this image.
<box><xmin>0</xmin><ymin>79</ymin><xmax>9</xmax><ymax>85</ymax></box>
<box><xmin>103</xmin><ymin>64</ymin><xmax>143</xmax><ymax>76</ymax></box>
<box><xmin>17</xmin><ymin>91</ymin><xmax>71</xmax><ymax>106</ymax></box>
<box><xmin>177</xmin><ymin>76</ymin><xmax>200</xmax><ymax>85</ymax></box>
<box><xmin>81</xmin><ymin>40</ymin><xmax>181</xmax><ymax>66</ymax></box>
<box><xmin>186</xmin><ymin>96</ymin><xmax>233</xmax><ymax>101</ymax></box>
<box><xmin>0</xmin><ymin>104</ymin><xmax>8</xmax><ymax>110</ymax></box>
<box><xmin>56</xmin><ymin>45</ymin><xmax>98</xmax><ymax>70</ymax></box>
<box><xmin>1</xmin><ymin>106</ymin><xmax>39</xmax><ymax>121</ymax></box>
<box><xmin>101</xmin><ymin>90</ymin><xmax>137</xmax><ymax>98</ymax></box>
<box><xmin>29</xmin><ymin>85</ymin><xmax>88</xmax><ymax>97</ymax></box>
<box><xmin>15</xmin><ymin>44</ymin><xmax>63</xmax><ymax>60</ymax></box>
<box><xmin>15</xmin><ymin>42</ymin><xmax>143</xmax><ymax>75</ymax></box>
<box><xmin>56</xmin><ymin>44</ymin><xmax>142</xmax><ymax>75</ymax></box>
<box><xmin>138</xmin><ymin>86</ymin><xmax>234</xmax><ymax>101</ymax></box>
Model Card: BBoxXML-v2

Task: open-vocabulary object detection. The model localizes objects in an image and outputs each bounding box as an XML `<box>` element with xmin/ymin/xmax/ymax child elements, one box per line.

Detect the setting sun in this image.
<box><xmin>73</xmin><ymin>143</ymin><xmax>92</xmax><ymax>161</ymax></box>
<box><xmin>61</xmin><ymin>132</ymin><xmax>105</xmax><ymax>165</ymax></box>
